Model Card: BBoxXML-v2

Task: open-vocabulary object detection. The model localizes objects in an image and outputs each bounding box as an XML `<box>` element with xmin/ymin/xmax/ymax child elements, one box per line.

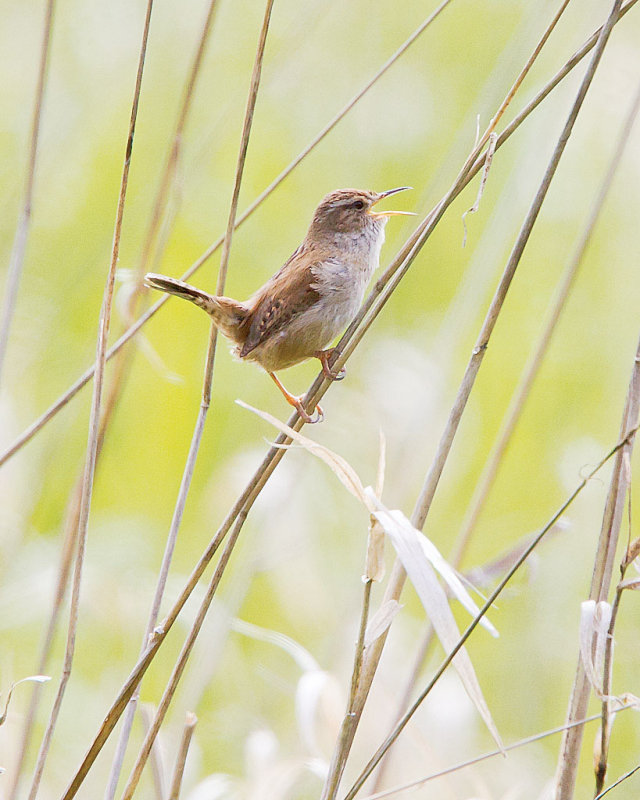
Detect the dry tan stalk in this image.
<box><xmin>140</xmin><ymin>705</ymin><xmax>166</xmax><ymax>800</ymax></box>
<box><xmin>322</xmin><ymin>0</ymin><xmax>622</xmax><ymax>790</ymax></box>
<box><xmin>370</xmin><ymin>60</ymin><xmax>640</xmax><ymax>794</ymax></box>
<box><xmin>23</xmin><ymin>4</ymin><xmax>155</xmax><ymax>798</ymax></box>
<box><xmin>594</xmin><ymin>762</ymin><xmax>640</xmax><ymax>800</ymax></box>
<box><xmin>556</xmin><ymin>324</ymin><xmax>640</xmax><ymax>798</ymax></box>
<box><xmin>452</xmin><ymin>71</ymin><xmax>640</xmax><ymax>570</ymax></box>
<box><xmin>103</xmin><ymin>4</ymin><xmax>223</xmax><ymax>797</ymax></box>
<box><xmin>115</xmin><ymin>3</ymin><xmax>275</xmax><ymax>796</ymax></box>
<box><xmin>9</xmin><ymin>350</ymin><xmax>132</xmax><ymax>800</ymax></box>
<box><xmin>0</xmin><ymin>0</ymin><xmax>56</xmax><ymax>383</ymax></box>
<box><xmin>168</xmin><ymin>713</ymin><xmax>197</xmax><ymax>800</ymax></box>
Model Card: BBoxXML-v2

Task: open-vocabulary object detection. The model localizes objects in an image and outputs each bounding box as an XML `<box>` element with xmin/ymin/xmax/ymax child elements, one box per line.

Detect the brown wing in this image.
<box><xmin>240</xmin><ymin>247</ymin><xmax>320</xmax><ymax>358</ymax></box>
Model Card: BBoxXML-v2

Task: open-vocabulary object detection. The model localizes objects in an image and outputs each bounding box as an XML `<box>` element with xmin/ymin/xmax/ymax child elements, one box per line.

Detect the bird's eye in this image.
<box><xmin>352</xmin><ymin>200</ymin><xmax>365</xmax><ymax>210</ymax></box>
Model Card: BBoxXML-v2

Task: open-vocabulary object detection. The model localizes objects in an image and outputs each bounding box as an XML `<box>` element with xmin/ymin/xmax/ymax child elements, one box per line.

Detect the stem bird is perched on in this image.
<box><xmin>145</xmin><ymin>187</ymin><xmax>414</xmax><ymax>422</ymax></box>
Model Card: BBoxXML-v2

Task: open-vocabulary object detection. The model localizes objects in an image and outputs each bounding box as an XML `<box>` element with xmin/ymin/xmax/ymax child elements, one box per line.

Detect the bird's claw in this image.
<box><xmin>316</xmin><ymin>350</ymin><xmax>346</xmax><ymax>382</ymax></box>
<box><xmin>324</xmin><ymin>365</ymin><xmax>346</xmax><ymax>381</ymax></box>
<box><xmin>297</xmin><ymin>399</ymin><xmax>324</xmax><ymax>424</ymax></box>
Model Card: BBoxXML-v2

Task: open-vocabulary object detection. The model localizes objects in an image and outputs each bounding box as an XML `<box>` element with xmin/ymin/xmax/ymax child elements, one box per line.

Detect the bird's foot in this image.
<box><xmin>293</xmin><ymin>397</ymin><xmax>324</xmax><ymax>424</ymax></box>
<box><xmin>269</xmin><ymin>372</ymin><xmax>324</xmax><ymax>423</ymax></box>
<box><xmin>315</xmin><ymin>348</ymin><xmax>346</xmax><ymax>381</ymax></box>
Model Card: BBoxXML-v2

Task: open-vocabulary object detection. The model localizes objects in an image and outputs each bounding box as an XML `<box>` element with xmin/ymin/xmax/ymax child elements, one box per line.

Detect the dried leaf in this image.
<box><xmin>618</xmin><ymin>577</ymin><xmax>640</xmax><ymax>591</ymax></box>
<box><xmin>237</xmin><ymin>401</ymin><xmax>373</xmax><ymax>509</ymax></box>
<box><xmin>367</xmin><ymin>496</ymin><xmax>502</xmax><ymax>749</ymax></box>
<box><xmin>0</xmin><ymin>675</ymin><xmax>51</xmax><ymax>726</ymax></box>
<box><xmin>624</xmin><ymin>537</ymin><xmax>640</xmax><ymax>567</ymax></box>
<box><xmin>367</xmin><ymin>492</ymin><xmax>498</xmax><ymax>638</ymax></box>
<box><xmin>364</xmin><ymin>600</ymin><xmax>402</xmax><ymax>647</ymax></box>
<box><xmin>239</xmin><ymin>402</ymin><xmax>502</xmax><ymax>749</ymax></box>
<box><xmin>579</xmin><ymin>600</ymin><xmax>612</xmax><ymax>698</ymax></box>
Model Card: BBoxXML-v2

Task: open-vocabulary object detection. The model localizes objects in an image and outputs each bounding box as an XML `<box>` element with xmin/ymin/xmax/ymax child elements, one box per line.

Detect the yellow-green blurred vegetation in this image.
<box><xmin>2</xmin><ymin>0</ymin><xmax>640</xmax><ymax>798</ymax></box>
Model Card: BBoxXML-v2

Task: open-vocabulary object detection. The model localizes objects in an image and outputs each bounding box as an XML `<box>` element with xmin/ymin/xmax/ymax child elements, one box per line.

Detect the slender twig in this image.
<box><xmin>139</xmin><ymin>705</ymin><xmax>165</xmax><ymax>800</ymax></box>
<box><xmin>371</xmin><ymin>67</ymin><xmax>640</xmax><ymax>793</ymax></box>
<box><xmin>321</xmin><ymin>4</ymin><xmax>622</xmax><ymax>794</ymax></box>
<box><xmin>555</xmin><ymin>282</ymin><xmax>640</xmax><ymax>797</ymax></box>
<box><xmin>344</xmin><ymin>424</ymin><xmax>639</xmax><ymax>800</ymax></box>
<box><xmin>115</xmin><ymin>3</ymin><xmax>275</xmax><ymax>797</ymax></box>
<box><xmin>321</xmin><ymin>579</ymin><xmax>373</xmax><ymax>800</ymax></box>
<box><xmin>360</xmin><ymin>706</ymin><xmax>636</xmax><ymax>800</ymax></box>
<box><xmin>0</xmin><ymin>0</ymin><xmax>55</xmax><ymax>384</ymax></box>
<box><xmin>595</xmin><ymin>584</ymin><xmax>624</xmax><ymax>794</ymax></box>
<box><xmin>594</xmin><ymin>762</ymin><xmax>640</xmax><ymax>800</ymax></box>
<box><xmin>117</xmin><ymin>512</ymin><xmax>250</xmax><ymax>800</ymax></box>
<box><xmin>596</xmin><ymin>466</ymin><xmax>636</xmax><ymax>793</ymax></box>
<box><xmin>168</xmin><ymin>713</ymin><xmax>197</xmax><ymax>800</ymax></box>
<box><xmin>59</xmin><ymin>427</ymin><xmax>297</xmax><ymax>800</ymax></box>
<box><xmin>8</xmin><ymin>352</ymin><xmax>131</xmax><ymax>800</ymax></box>
<box><xmin>24</xmin><ymin>4</ymin><xmax>155</xmax><ymax>799</ymax></box>
<box><xmin>49</xmin><ymin>8</ymin><xmax>640</xmax><ymax>794</ymax></box>
<box><xmin>452</xmin><ymin>71</ymin><xmax>640</xmax><ymax>569</ymax></box>
<box><xmin>104</xmin><ymin>5</ymin><xmax>221</xmax><ymax>796</ymax></box>
<box><xmin>558</xmin><ymin>328</ymin><xmax>640</xmax><ymax>798</ymax></box>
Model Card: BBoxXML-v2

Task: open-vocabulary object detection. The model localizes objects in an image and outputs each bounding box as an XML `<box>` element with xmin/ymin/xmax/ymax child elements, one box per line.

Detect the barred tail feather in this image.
<box><xmin>144</xmin><ymin>273</ymin><xmax>249</xmax><ymax>341</ymax></box>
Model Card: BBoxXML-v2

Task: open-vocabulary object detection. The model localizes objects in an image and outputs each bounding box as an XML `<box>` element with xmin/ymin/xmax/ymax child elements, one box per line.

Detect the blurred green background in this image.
<box><xmin>2</xmin><ymin>0</ymin><xmax>640</xmax><ymax>797</ymax></box>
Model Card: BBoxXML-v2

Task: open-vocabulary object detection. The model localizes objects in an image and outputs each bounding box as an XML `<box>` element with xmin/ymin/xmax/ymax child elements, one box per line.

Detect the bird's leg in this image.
<box><xmin>314</xmin><ymin>348</ymin><xmax>346</xmax><ymax>381</ymax></box>
<box><xmin>269</xmin><ymin>372</ymin><xmax>323</xmax><ymax>424</ymax></box>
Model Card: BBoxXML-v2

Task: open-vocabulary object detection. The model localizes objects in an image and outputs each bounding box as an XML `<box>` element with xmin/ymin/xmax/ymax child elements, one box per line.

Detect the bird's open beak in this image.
<box><xmin>368</xmin><ymin>186</ymin><xmax>416</xmax><ymax>219</ymax></box>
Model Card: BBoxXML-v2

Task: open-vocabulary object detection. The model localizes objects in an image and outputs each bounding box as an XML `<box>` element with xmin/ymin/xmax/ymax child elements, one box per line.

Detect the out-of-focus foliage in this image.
<box><xmin>1</xmin><ymin>0</ymin><xmax>640</xmax><ymax>797</ymax></box>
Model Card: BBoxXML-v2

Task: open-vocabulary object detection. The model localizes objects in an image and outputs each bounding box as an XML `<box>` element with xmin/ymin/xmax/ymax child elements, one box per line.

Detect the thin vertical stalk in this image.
<box><xmin>114</xmin><ymin>2</ymin><xmax>274</xmax><ymax>797</ymax></box>
<box><xmin>167</xmin><ymin>713</ymin><xmax>197</xmax><ymax>800</ymax></box>
<box><xmin>451</xmin><ymin>72</ymin><xmax>640</xmax><ymax>568</ymax></box>
<box><xmin>370</xmin><ymin>74</ymin><xmax>640</xmax><ymax>792</ymax></box>
<box><xmin>321</xmin><ymin>0</ymin><xmax>609</xmax><ymax>791</ymax></box>
<box><xmin>0</xmin><ymin>0</ymin><xmax>56</xmax><ymax>383</ymax></box>
<box><xmin>104</xmin><ymin>7</ymin><xmax>219</xmax><ymax>795</ymax></box>
<box><xmin>555</xmin><ymin>339</ymin><xmax>640</xmax><ymax>794</ymax></box>
<box><xmin>9</xmin><ymin>348</ymin><xmax>132</xmax><ymax>800</ymax></box>
<box><xmin>24</xmin><ymin>3</ymin><xmax>155</xmax><ymax>798</ymax></box>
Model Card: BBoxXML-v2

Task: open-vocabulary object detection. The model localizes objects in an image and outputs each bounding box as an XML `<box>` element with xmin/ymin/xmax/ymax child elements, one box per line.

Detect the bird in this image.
<box><xmin>145</xmin><ymin>186</ymin><xmax>414</xmax><ymax>422</ymax></box>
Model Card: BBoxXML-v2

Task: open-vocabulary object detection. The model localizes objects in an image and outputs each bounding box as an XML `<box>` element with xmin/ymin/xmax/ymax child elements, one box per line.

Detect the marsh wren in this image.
<box><xmin>145</xmin><ymin>187</ymin><xmax>413</xmax><ymax>422</ymax></box>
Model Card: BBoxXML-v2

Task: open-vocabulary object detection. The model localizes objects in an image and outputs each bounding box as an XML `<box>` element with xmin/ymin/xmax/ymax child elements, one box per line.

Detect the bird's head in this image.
<box><xmin>309</xmin><ymin>187</ymin><xmax>414</xmax><ymax>238</ymax></box>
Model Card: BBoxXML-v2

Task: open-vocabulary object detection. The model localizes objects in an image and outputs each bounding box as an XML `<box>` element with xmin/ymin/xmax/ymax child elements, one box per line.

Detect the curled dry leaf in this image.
<box><xmin>0</xmin><ymin>674</ymin><xmax>51</xmax><ymax>726</ymax></box>
<box><xmin>364</xmin><ymin>430</ymin><xmax>387</xmax><ymax>582</ymax></box>
<box><xmin>618</xmin><ymin>577</ymin><xmax>640</xmax><ymax>591</ymax></box>
<box><xmin>240</xmin><ymin>401</ymin><xmax>503</xmax><ymax>750</ymax></box>
<box><xmin>623</xmin><ymin>536</ymin><xmax>640</xmax><ymax>568</ymax></box>
<box><xmin>580</xmin><ymin>600</ymin><xmax>612</xmax><ymax>699</ymax></box>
